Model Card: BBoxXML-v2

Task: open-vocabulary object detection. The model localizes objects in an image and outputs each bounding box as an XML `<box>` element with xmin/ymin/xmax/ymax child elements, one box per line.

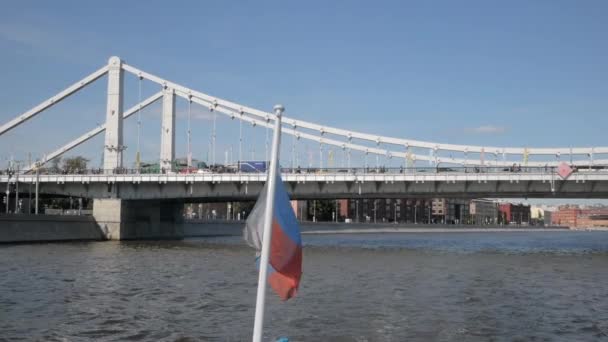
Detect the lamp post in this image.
<box><xmin>15</xmin><ymin>163</ymin><xmax>19</xmax><ymax>214</ymax></box>
<box><xmin>35</xmin><ymin>164</ymin><xmax>40</xmax><ymax>215</ymax></box>
<box><xmin>394</xmin><ymin>201</ymin><xmax>397</xmax><ymax>223</ymax></box>
<box><xmin>5</xmin><ymin>167</ymin><xmax>12</xmax><ymax>214</ymax></box>
<box><xmin>373</xmin><ymin>199</ymin><xmax>377</xmax><ymax>224</ymax></box>
<box><xmin>105</xmin><ymin>145</ymin><xmax>127</xmax><ymax>173</ymax></box>
<box><xmin>335</xmin><ymin>199</ymin><xmax>339</xmax><ymax>222</ymax></box>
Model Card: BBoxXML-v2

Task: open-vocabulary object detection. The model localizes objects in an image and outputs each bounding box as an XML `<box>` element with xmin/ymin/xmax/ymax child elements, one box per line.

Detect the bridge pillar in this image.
<box><xmin>93</xmin><ymin>198</ymin><xmax>184</xmax><ymax>240</ymax></box>
<box><xmin>160</xmin><ymin>88</ymin><xmax>176</xmax><ymax>172</ymax></box>
<box><xmin>103</xmin><ymin>56</ymin><xmax>125</xmax><ymax>173</ymax></box>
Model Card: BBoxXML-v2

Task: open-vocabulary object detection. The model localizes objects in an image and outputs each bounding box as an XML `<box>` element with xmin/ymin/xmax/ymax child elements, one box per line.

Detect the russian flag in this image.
<box><xmin>244</xmin><ymin>174</ymin><xmax>302</xmax><ymax>300</ymax></box>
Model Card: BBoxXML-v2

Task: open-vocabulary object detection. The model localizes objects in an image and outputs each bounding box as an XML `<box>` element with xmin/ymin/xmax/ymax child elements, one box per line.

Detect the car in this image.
<box><xmin>179</xmin><ymin>167</ymin><xmax>198</xmax><ymax>174</ymax></box>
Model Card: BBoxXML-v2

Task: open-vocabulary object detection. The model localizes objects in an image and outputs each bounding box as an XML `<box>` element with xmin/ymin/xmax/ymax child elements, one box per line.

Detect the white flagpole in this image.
<box><xmin>252</xmin><ymin>104</ymin><xmax>284</xmax><ymax>342</ymax></box>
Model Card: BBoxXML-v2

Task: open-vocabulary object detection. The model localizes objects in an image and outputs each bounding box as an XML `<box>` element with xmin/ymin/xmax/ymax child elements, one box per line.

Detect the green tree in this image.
<box><xmin>234</xmin><ymin>201</ymin><xmax>256</xmax><ymax>219</ymax></box>
<box><xmin>308</xmin><ymin>199</ymin><xmax>336</xmax><ymax>221</ymax></box>
<box><xmin>48</xmin><ymin>157</ymin><xmax>62</xmax><ymax>173</ymax></box>
<box><xmin>63</xmin><ymin>156</ymin><xmax>89</xmax><ymax>173</ymax></box>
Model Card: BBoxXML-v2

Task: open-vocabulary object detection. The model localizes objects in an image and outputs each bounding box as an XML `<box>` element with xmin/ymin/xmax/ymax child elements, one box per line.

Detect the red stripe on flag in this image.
<box><xmin>268</xmin><ymin>218</ymin><xmax>302</xmax><ymax>300</ymax></box>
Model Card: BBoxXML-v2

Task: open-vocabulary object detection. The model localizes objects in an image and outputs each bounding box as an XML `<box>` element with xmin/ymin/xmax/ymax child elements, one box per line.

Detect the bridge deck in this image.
<box><xmin>2</xmin><ymin>170</ymin><xmax>608</xmax><ymax>184</ymax></box>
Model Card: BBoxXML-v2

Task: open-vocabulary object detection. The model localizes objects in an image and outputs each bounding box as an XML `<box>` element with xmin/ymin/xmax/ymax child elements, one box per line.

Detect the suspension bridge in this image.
<box><xmin>1</xmin><ymin>56</ymin><xmax>607</xmax><ymax>239</ymax></box>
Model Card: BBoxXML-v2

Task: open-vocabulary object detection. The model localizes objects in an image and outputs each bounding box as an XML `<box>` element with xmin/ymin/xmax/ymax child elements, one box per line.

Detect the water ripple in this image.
<box><xmin>1</xmin><ymin>231</ymin><xmax>608</xmax><ymax>340</ymax></box>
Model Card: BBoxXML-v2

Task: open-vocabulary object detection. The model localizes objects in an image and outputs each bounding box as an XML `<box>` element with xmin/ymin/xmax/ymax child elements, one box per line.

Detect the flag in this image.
<box><xmin>557</xmin><ymin>162</ymin><xmax>573</xmax><ymax>179</ymax></box>
<box><xmin>244</xmin><ymin>174</ymin><xmax>302</xmax><ymax>300</ymax></box>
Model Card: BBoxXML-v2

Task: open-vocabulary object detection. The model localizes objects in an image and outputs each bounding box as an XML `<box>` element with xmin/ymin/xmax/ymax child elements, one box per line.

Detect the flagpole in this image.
<box><xmin>252</xmin><ymin>104</ymin><xmax>284</xmax><ymax>342</ymax></box>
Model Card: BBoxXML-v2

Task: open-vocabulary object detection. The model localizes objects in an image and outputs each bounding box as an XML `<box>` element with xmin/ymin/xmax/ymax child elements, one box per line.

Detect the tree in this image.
<box><xmin>234</xmin><ymin>201</ymin><xmax>256</xmax><ymax>219</ymax></box>
<box><xmin>63</xmin><ymin>156</ymin><xmax>89</xmax><ymax>173</ymax></box>
<box><xmin>308</xmin><ymin>199</ymin><xmax>336</xmax><ymax>221</ymax></box>
<box><xmin>48</xmin><ymin>157</ymin><xmax>62</xmax><ymax>173</ymax></box>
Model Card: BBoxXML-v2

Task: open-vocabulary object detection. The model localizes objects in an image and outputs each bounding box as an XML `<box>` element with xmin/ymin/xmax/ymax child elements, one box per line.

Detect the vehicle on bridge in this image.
<box><xmin>239</xmin><ymin>161</ymin><xmax>267</xmax><ymax>173</ymax></box>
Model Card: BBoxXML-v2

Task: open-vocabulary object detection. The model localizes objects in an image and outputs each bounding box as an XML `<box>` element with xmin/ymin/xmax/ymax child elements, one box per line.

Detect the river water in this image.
<box><xmin>1</xmin><ymin>231</ymin><xmax>608</xmax><ymax>341</ymax></box>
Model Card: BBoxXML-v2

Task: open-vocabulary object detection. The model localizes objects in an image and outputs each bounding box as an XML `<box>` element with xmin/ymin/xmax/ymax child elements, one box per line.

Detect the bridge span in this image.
<box><xmin>3</xmin><ymin>168</ymin><xmax>608</xmax><ymax>201</ymax></box>
<box><xmin>2</xmin><ymin>56</ymin><xmax>608</xmax><ymax>240</ymax></box>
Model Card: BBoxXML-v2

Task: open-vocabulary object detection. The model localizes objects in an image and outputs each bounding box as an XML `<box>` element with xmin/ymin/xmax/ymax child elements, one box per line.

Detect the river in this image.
<box><xmin>1</xmin><ymin>230</ymin><xmax>608</xmax><ymax>341</ymax></box>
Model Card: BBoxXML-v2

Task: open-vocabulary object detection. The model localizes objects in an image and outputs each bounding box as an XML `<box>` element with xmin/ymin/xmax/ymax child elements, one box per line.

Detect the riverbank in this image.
<box><xmin>303</xmin><ymin>227</ymin><xmax>570</xmax><ymax>234</ymax></box>
<box><xmin>0</xmin><ymin>215</ymin><xmax>104</xmax><ymax>243</ymax></box>
<box><xmin>183</xmin><ymin>220</ymin><xmax>569</xmax><ymax>237</ymax></box>
<box><xmin>0</xmin><ymin>216</ymin><xmax>572</xmax><ymax>244</ymax></box>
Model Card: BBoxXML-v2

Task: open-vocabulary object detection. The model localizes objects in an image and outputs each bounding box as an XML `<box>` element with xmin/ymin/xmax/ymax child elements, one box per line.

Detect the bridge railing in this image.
<box><xmin>2</xmin><ymin>165</ymin><xmax>608</xmax><ymax>177</ymax></box>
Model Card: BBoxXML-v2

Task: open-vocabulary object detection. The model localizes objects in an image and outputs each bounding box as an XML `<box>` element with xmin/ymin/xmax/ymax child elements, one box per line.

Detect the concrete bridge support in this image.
<box><xmin>93</xmin><ymin>199</ymin><xmax>184</xmax><ymax>240</ymax></box>
<box><xmin>160</xmin><ymin>88</ymin><xmax>176</xmax><ymax>172</ymax></box>
<box><xmin>103</xmin><ymin>56</ymin><xmax>125</xmax><ymax>173</ymax></box>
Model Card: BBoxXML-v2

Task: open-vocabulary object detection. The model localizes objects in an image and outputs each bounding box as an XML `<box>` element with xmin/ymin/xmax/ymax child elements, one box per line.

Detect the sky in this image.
<box><xmin>0</xmin><ymin>0</ymin><xmax>607</xmax><ymax>190</ymax></box>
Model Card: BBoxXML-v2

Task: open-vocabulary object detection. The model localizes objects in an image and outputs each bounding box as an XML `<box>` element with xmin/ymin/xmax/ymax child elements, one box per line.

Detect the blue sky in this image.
<box><xmin>1</xmin><ymin>0</ymin><xmax>607</xmax><ymax>172</ymax></box>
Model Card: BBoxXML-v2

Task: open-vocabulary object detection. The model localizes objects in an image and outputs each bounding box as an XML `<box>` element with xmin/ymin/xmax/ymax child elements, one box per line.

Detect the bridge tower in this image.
<box><xmin>160</xmin><ymin>87</ymin><xmax>176</xmax><ymax>171</ymax></box>
<box><xmin>103</xmin><ymin>56</ymin><xmax>125</xmax><ymax>172</ymax></box>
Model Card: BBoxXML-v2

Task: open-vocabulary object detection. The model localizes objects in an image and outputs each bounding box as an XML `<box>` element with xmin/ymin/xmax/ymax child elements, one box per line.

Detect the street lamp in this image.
<box><xmin>335</xmin><ymin>199</ymin><xmax>338</xmax><ymax>222</ymax></box>
<box><xmin>105</xmin><ymin>144</ymin><xmax>126</xmax><ymax>173</ymax></box>
<box><xmin>5</xmin><ymin>167</ymin><xmax>13</xmax><ymax>214</ymax></box>
<box><xmin>373</xmin><ymin>199</ymin><xmax>377</xmax><ymax>224</ymax></box>
<box><xmin>15</xmin><ymin>162</ymin><xmax>19</xmax><ymax>213</ymax></box>
<box><xmin>394</xmin><ymin>201</ymin><xmax>397</xmax><ymax>224</ymax></box>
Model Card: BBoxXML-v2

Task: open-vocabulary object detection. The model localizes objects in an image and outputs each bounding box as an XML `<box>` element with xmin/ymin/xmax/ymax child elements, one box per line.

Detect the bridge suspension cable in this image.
<box><xmin>135</xmin><ymin>75</ymin><xmax>143</xmax><ymax>170</ymax></box>
<box><xmin>265</xmin><ymin>120</ymin><xmax>269</xmax><ymax>163</ymax></box>
<box><xmin>23</xmin><ymin>91</ymin><xmax>163</xmax><ymax>172</ymax></box>
<box><xmin>173</xmin><ymin>89</ymin><xmax>608</xmax><ymax>167</ymax></box>
<box><xmin>118</xmin><ymin>61</ymin><xmax>608</xmax><ymax>162</ymax></box>
<box><xmin>212</xmin><ymin>107</ymin><xmax>217</xmax><ymax>166</ymax></box>
<box><xmin>291</xmin><ymin>124</ymin><xmax>296</xmax><ymax>171</ymax></box>
<box><xmin>187</xmin><ymin>93</ymin><xmax>192</xmax><ymax>168</ymax></box>
<box><xmin>0</xmin><ymin>66</ymin><xmax>108</xmax><ymax>136</ymax></box>
<box><xmin>5</xmin><ymin>57</ymin><xmax>607</xmax><ymax>172</ymax></box>
<box><xmin>239</xmin><ymin>112</ymin><xmax>243</xmax><ymax>164</ymax></box>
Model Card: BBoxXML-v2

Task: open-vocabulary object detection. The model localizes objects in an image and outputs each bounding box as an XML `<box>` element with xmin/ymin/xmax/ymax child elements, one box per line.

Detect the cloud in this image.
<box><xmin>464</xmin><ymin>125</ymin><xmax>508</xmax><ymax>134</ymax></box>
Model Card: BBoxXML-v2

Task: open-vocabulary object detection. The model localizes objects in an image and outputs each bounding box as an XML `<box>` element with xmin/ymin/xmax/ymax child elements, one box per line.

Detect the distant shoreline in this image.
<box><xmin>302</xmin><ymin>227</ymin><xmax>571</xmax><ymax>234</ymax></box>
<box><xmin>297</xmin><ymin>221</ymin><xmax>570</xmax><ymax>234</ymax></box>
<box><xmin>181</xmin><ymin>221</ymin><xmax>608</xmax><ymax>238</ymax></box>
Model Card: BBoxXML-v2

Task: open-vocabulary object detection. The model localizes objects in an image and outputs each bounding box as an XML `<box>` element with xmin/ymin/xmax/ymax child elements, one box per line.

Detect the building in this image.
<box><xmin>185</xmin><ymin>201</ymin><xmax>257</xmax><ymax>220</ymax></box>
<box><xmin>187</xmin><ymin>202</ymin><xmax>231</xmax><ymax>220</ymax></box>
<box><xmin>551</xmin><ymin>205</ymin><xmax>580</xmax><ymax>227</ymax></box>
<box><xmin>437</xmin><ymin>198</ymin><xmax>469</xmax><ymax>224</ymax></box>
<box><xmin>530</xmin><ymin>206</ymin><xmax>547</xmax><ymax>225</ymax></box>
<box><xmin>431</xmin><ymin>198</ymin><xmax>445</xmax><ymax>217</ymax></box>
<box><xmin>577</xmin><ymin>210</ymin><xmax>608</xmax><ymax>228</ymax></box>
<box><xmin>551</xmin><ymin>205</ymin><xmax>608</xmax><ymax>228</ymax></box>
<box><xmin>290</xmin><ymin>200</ymin><xmax>308</xmax><ymax>221</ymax></box>
<box><xmin>344</xmin><ymin>198</ymin><xmax>473</xmax><ymax>224</ymax></box>
<box><xmin>338</xmin><ymin>199</ymin><xmax>349</xmax><ymax>219</ymax></box>
<box><xmin>543</xmin><ymin>210</ymin><xmax>552</xmax><ymax>226</ymax></box>
<box><xmin>347</xmin><ymin>198</ymin><xmax>433</xmax><ymax>223</ymax></box>
<box><xmin>470</xmin><ymin>199</ymin><xmax>499</xmax><ymax>225</ymax></box>
<box><xmin>499</xmin><ymin>202</ymin><xmax>531</xmax><ymax>225</ymax></box>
